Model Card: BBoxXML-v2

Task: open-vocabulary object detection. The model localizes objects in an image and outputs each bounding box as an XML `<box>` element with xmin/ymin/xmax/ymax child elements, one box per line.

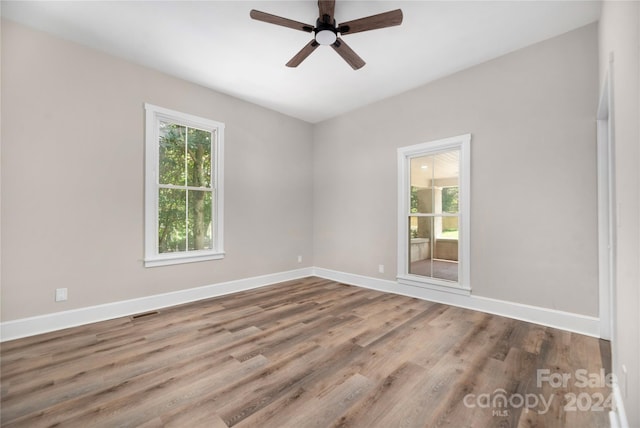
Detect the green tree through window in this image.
<box><xmin>158</xmin><ymin>122</ymin><xmax>213</xmax><ymax>253</ymax></box>
<box><xmin>442</xmin><ymin>187</ymin><xmax>459</xmax><ymax>213</ymax></box>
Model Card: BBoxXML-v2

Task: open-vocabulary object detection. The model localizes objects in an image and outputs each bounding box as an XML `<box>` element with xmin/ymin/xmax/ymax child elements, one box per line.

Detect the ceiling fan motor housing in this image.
<box><xmin>314</xmin><ymin>18</ymin><xmax>337</xmax><ymax>45</ymax></box>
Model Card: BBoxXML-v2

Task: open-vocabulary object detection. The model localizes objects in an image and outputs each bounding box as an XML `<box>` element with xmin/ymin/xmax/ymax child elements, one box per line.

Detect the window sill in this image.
<box><xmin>144</xmin><ymin>251</ymin><xmax>225</xmax><ymax>268</ymax></box>
<box><xmin>397</xmin><ymin>274</ymin><xmax>471</xmax><ymax>296</ymax></box>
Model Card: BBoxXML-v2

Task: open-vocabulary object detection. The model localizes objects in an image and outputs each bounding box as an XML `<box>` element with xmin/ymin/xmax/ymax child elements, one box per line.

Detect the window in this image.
<box><xmin>144</xmin><ymin>104</ymin><xmax>224</xmax><ymax>267</ymax></box>
<box><xmin>397</xmin><ymin>134</ymin><xmax>470</xmax><ymax>293</ymax></box>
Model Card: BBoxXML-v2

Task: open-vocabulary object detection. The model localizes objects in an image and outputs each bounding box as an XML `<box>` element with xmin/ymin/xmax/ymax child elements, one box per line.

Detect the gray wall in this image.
<box><xmin>599</xmin><ymin>2</ymin><xmax>640</xmax><ymax>425</ymax></box>
<box><xmin>313</xmin><ymin>23</ymin><xmax>599</xmax><ymax>316</ymax></box>
<box><xmin>1</xmin><ymin>20</ymin><xmax>314</xmax><ymax>321</ymax></box>
<box><xmin>2</xmin><ymin>21</ymin><xmax>602</xmax><ymax>323</ymax></box>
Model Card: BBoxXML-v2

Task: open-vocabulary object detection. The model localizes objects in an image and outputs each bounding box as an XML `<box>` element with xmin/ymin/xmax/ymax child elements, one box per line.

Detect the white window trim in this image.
<box><xmin>144</xmin><ymin>103</ymin><xmax>225</xmax><ymax>267</ymax></box>
<box><xmin>397</xmin><ymin>134</ymin><xmax>471</xmax><ymax>294</ymax></box>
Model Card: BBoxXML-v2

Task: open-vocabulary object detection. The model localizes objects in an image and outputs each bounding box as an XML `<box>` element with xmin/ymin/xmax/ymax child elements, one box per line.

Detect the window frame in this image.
<box><xmin>144</xmin><ymin>103</ymin><xmax>225</xmax><ymax>267</ymax></box>
<box><xmin>397</xmin><ymin>134</ymin><xmax>471</xmax><ymax>294</ymax></box>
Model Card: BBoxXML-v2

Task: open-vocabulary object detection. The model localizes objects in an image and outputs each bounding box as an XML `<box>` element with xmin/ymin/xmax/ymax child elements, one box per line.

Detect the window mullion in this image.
<box><xmin>158</xmin><ymin>184</ymin><xmax>212</xmax><ymax>191</ymax></box>
<box><xmin>184</xmin><ymin>128</ymin><xmax>189</xmax><ymax>252</ymax></box>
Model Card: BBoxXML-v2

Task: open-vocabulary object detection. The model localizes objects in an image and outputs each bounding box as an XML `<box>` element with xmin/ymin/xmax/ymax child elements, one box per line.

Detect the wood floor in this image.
<box><xmin>1</xmin><ymin>277</ymin><xmax>611</xmax><ymax>428</ymax></box>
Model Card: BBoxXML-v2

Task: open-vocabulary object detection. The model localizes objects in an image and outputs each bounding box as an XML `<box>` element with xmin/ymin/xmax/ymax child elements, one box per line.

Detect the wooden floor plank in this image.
<box><xmin>0</xmin><ymin>277</ymin><xmax>610</xmax><ymax>427</ymax></box>
<box><xmin>329</xmin><ymin>361</ymin><xmax>430</xmax><ymax>428</ymax></box>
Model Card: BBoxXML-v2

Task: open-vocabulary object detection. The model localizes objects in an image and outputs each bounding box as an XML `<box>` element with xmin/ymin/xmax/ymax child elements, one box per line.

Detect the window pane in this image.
<box><xmin>159</xmin><ymin>121</ymin><xmax>185</xmax><ymax>185</ymax></box>
<box><xmin>433</xmin><ymin>150</ymin><xmax>459</xmax><ymax>215</ymax></box>
<box><xmin>440</xmin><ymin>216</ymin><xmax>459</xmax><ymax>239</ymax></box>
<box><xmin>432</xmin><ymin>259</ymin><xmax>459</xmax><ymax>282</ymax></box>
<box><xmin>187</xmin><ymin>128</ymin><xmax>212</xmax><ymax>188</ymax></box>
<box><xmin>441</xmin><ymin>187</ymin><xmax>459</xmax><ymax>214</ymax></box>
<box><xmin>432</xmin><ymin>258</ymin><xmax>458</xmax><ymax>282</ymax></box>
<box><xmin>188</xmin><ymin>190</ymin><xmax>213</xmax><ymax>251</ymax></box>
<box><xmin>409</xmin><ymin>215</ymin><xmax>459</xmax><ymax>282</ymax></box>
<box><xmin>433</xmin><ymin>150</ymin><xmax>459</xmax><ymax>185</ymax></box>
<box><xmin>158</xmin><ymin>188</ymin><xmax>186</xmax><ymax>253</ymax></box>
<box><xmin>410</xmin><ymin>155</ymin><xmax>434</xmax><ymax>214</ymax></box>
<box><xmin>409</xmin><ymin>215</ymin><xmax>433</xmax><ymax>276</ymax></box>
<box><xmin>434</xmin><ymin>213</ymin><xmax>459</xmax><ymax>281</ymax></box>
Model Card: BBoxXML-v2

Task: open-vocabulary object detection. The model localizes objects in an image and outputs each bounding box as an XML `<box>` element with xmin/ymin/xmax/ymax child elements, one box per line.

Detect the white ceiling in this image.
<box><xmin>1</xmin><ymin>1</ymin><xmax>601</xmax><ymax>123</ymax></box>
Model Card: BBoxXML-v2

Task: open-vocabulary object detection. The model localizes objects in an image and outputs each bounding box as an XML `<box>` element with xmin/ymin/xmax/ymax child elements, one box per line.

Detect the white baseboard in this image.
<box><xmin>610</xmin><ymin>381</ymin><xmax>630</xmax><ymax>428</ymax></box>
<box><xmin>312</xmin><ymin>267</ymin><xmax>601</xmax><ymax>338</ymax></box>
<box><xmin>0</xmin><ymin>266</ymin><xmax>601</xmax><ymax>342</ymax></box>
<box><xmin>0</xmin><ymin>267</ymin><xmax>314</xmax><ymax>342</ymax></box>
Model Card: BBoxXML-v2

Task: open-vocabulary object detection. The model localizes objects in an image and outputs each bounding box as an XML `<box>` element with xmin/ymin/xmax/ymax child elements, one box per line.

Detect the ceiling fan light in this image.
<box><xmin>315</xmin><ymin>29</ymin><xmax>337</xmax><ymax>45</ymax></box>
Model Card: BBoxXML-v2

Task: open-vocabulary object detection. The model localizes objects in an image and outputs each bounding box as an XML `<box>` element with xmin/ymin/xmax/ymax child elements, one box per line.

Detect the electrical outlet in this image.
<box><xmin>297</xmin><ymin>255</ymin><xmax>303</xmax><ymax>263</ymax></box>
<box><xmin>55</xmin><ymin>288</ymin><xmax>68</xmax><ymax>302</ymax></box>
<box><xmin>378</xmin><ymin>264</ymin><xmax>385</xmax><ymax>273</ymax></box>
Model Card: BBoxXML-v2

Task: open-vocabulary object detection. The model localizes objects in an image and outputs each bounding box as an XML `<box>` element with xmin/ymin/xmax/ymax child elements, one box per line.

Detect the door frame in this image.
<box><xmin>596</xmin><ymin>61</ymin><xmax>616</xmax><ymax>342</ymax></box>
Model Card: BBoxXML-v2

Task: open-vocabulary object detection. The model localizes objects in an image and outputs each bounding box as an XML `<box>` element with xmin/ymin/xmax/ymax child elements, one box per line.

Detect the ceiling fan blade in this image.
<box><xmin>286</xmin><ymin>40</ymin><xmax>320</xmax><ymax>67</ymax></box>
<box><xmin>338</xmin><ymin>9</ymin><xmax>403</xmax><ymax>35</ymax></box>
<box><xmin>331</xmin><ymin>38</ymin><xmax>365</xmax><ymax>70</ymax></box>
<box><xmin>318</xmin><ymin>0</ymin><xmax>336</xmax><ymax>24</ymax></box>
<box><xmin>250</xmin><ymin>10</ymin><xmax>314</xmax><ymax>33</ymax></box>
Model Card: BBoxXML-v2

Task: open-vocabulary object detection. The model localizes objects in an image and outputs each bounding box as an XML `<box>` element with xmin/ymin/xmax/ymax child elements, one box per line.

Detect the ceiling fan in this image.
<box><xmin>250</xmin><ymin>1</ymin><xmax>403</xmax><ymax>70</ymax></box>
